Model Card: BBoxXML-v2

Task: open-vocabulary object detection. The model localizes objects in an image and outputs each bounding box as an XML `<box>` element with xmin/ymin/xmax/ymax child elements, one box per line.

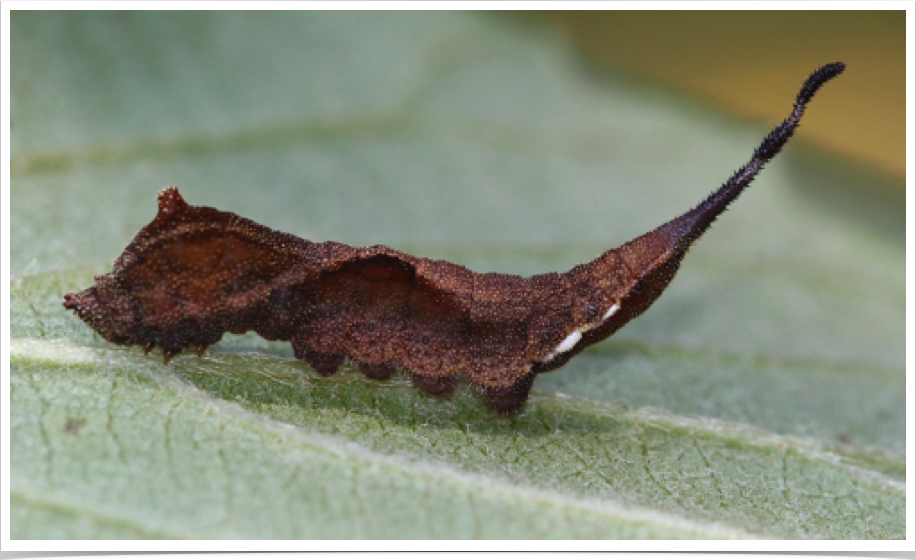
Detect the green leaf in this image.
<box><xmin>10</xmin><ymin>12</ymin><xmax>904</xmax><ymax>539</ymax></box>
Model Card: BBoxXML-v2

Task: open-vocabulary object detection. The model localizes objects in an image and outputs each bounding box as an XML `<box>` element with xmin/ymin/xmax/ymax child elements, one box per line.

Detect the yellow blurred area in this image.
<box><xmin>538</xmin><ymin>11</ymin><xmax>905</xmax><ymax>181</ymax></box>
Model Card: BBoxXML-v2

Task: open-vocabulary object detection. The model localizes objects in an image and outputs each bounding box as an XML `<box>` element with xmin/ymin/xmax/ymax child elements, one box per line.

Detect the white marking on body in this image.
<box><xmin>602</xmin><ymin>303</ymin><xmax>620</xmax><ymax>321</ymax></box>
<box><xmin>543</xmin><ymin>329</ymin><xmax>583</xmax><ymax>361</ymax></box>
<box><xmin>579</xmin><ymin>302</ymin><xmax>622</xmax><ymax>333</ymax></box>
<box><xmin>541</xmin><ymin>303</ymin><xmax>622</xmax><ymax>363</ymax></box>
<box><xmin>555</xmin><ymin>330</ymin><xmax>582</xmax><ymax>354</ymax></box>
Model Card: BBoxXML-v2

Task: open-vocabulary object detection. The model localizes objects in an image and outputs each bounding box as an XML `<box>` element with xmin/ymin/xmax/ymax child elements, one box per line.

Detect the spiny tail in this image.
<box><xmin>665</xmin><ymin>62</ymin><xmax>846</xmax><ymax>250</ymax></box>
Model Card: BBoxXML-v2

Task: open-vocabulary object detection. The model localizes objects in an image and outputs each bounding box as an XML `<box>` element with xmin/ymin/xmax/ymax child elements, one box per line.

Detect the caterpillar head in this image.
<box><xmin>63</xmin><ymin>273</ymin><xmax>141</xmax><ymax>346</ymax></box>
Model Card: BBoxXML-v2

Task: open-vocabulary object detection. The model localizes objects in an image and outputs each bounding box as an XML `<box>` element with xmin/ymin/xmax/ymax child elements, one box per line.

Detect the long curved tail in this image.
<box><xmin>665</xmin><ymin>62</ymin><xmax>847</xmax><ymax>251</ymax></box>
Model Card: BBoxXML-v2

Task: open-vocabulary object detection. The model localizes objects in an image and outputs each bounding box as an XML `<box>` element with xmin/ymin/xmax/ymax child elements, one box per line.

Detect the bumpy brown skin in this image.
<box><xmin>63</xmin><ymin>63</ymin><xmax>845</xmax><ymax>415</ymax></box>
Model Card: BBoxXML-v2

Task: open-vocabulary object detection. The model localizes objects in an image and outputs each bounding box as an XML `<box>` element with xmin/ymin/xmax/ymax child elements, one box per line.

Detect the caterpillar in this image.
<box><xmin>63</xmin><ymin>62</ymin><xmax>846</xmax><ymax>416</ymax></box>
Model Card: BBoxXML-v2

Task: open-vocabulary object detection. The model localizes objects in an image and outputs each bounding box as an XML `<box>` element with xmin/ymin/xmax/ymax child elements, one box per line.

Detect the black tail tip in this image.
<box><xmin>817</xmin><ymin>61</ymin><xmax>847</xmax><ymax>80</ymax></box>
<box><xmin>799</xmin><ymin>62</ymin><xmax>847</xmax><ymax>102</ymax></box>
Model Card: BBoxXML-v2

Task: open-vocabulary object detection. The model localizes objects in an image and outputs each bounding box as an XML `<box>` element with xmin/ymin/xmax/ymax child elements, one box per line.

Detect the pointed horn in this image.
<box><xmin>665</xmin><ymin>62</ymin><xmax>846</xmax><ymax>250</ymax></box>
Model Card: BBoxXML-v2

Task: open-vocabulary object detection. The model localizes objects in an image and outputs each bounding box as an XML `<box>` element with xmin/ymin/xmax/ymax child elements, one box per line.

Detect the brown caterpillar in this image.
<box><xmin>63</xmin><ymin>63</ymin><xmax>845</xmax><ymax>415</ymax></box>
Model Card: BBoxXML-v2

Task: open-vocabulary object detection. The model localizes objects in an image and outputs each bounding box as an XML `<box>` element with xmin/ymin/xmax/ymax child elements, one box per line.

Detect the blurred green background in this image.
<box><xmin>539</xmin><ymin>11</ymin><xmax>905</xmax><ymax>181</ymax></box>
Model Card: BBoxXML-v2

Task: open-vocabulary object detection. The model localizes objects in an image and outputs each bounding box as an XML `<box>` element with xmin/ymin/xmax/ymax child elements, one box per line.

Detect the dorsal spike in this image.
<box><xmin>157</xmin><ymin>186</ymin><xmax>188</xmax><ymax>218</ymax></box>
